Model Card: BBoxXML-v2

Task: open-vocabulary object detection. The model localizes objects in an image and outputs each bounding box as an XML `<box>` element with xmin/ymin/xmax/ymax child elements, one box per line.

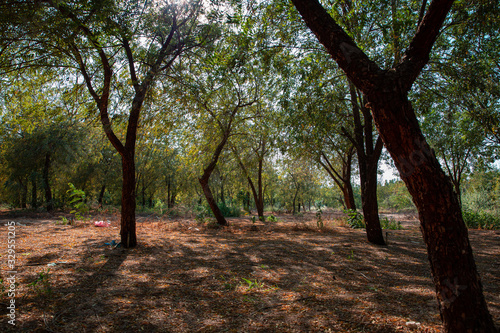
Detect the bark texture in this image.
<box><xmin>291</xmin><ymin>0</ymin><xmax>498</xmax><ymax>331</ymax></box>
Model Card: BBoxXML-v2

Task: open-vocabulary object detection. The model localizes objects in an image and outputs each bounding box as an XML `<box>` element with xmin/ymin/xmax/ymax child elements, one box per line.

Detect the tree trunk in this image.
<box><xmin>43</xmin><ymin>153</ymin><xmax>53</xmax><ymax>212</ymax></box>
<box><xmin>370</xmin><ymin>94</ymin><xmax>498</xmax><ymax>332</ymax></box>
<box><xmin>199</xmin><ymin>176</ymin><xmax>227</xmax><ymax>225</ymax></box>
<box><xmin>98</xmin><ymin>184</ymin><xmax>106</xmax><ymax>208</ymax></box>
<box><xmin>120</xmin><ymin>153</ymin><xmax>137</xmax><ymax>248</ymax></box>
<box><xmin>290</xmin><ymin>1</ymin><xmax>498</xmax><ymax>331</ymax></box>
<box><xmin>349</xmin><ymin>82</ymin><xmax>385</xmax><ymax>245</ymax></box>
<box><xmin>360</xmin><ymin>155</ymin><xmax>384</xmax><ymax>244</ymax></box>
<box><xmin>19</xmin><ymin>177</ymin><xmax>27</xmax><ymax>209</ymax></box>
<box><xmin>31</xmin><ymin>177</ymin><xmax>37</xmax><ymax>209</ymax></box>
<box><xmin>342</xmin><ymin>183</ymin><xmax>356</xmax><ymax>211</ymax></box>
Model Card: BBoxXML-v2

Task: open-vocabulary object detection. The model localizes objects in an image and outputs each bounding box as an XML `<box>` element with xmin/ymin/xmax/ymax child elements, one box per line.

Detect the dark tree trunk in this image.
<box><xmin>256</xmin><ymin>158</ymin><xmax>265</xmax><ymax>218</ymax></box>
<box><xmin>31</xmin><ymin>177</ymin><xmax>37</xmax><ymax>209</ymax></box>
<box><xmin>318</xmin><ymin>147</ymin><xmax>357</xmax><ymax>211</ymax></box>
<box><xmin>98</xmin><ymin>184</ymin><xmax>106</xmax><ymax>208</ymax></box>
<box><xmin>349</xmin><ymin>82</ymin><xmax>385</xmax><ymax>245</ymax></box>
<box><xmin>43</xmin><ymin>153</ymin><xmax>53</xmax><ymax>212</ymax></box>
<box><xmin>371</xmin><ymin>93</ymin><xmax>497</xmax><ymax>333</ymax></box>
<box><xmin>19</xmin><ymin>177</ymin><xmax>27</xmax><ymax>209</ymax></box>
<box><xmin>290</xmin><ymin>0</ymin><xmax>498</xmax><ymax>331</ymax></box>
<box><xmin>199</xmin><ymin>176</ymin><xmax>227</xmax><ymax>225</ymax></box>
<box><xmin>120</xmin><ymin>153</ymin><xmax>137</xmax><ymax>248</ymax></box>
<box><xmin>199</xmin><ymin>131</ymin><xmax>231</xmax><ymax>226</ymax></box>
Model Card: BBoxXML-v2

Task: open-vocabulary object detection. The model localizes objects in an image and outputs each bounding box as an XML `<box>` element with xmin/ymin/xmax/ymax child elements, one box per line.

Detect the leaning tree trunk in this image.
<box><xmin>370</xmin><ymin>93</ymin><xmax>497</xmax><ymax>332</ymax></box>
<box><xmin>290</xmin><ymin>0</ymin><xmax>497</xmax><ymax>331</ymax></box>
<box><xmin>199</xmin><ymin>176</ymin><xmax>228</xmax><ymax>226</ymax></box>
<box><xmin>120</xmin><ymin>153</ymin><xmax>137</xmax><ymax>248</ymax></box>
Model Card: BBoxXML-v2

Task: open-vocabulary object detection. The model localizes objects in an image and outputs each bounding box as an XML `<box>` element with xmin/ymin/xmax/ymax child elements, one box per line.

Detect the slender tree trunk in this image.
<box><xmin>98</xmin><ymin>184</ymin><xmax>106</xmax><ymax>208</ymax></box>
<box><xmin>43</xmin><ymin>153</ymin><xmax>53</xmax><ymax>212</ymax></box>
<box><xmin>256</xmin><ymin>158</ymin><xmax>264</xmax><ymax>219</ymax></box>
<box><xmin>121</xmin><ymin>153</ymin><xmax>137</xmax><ymax>248</ymax></box>
<box><xmin>360</xmin><ymin>156</ymin><xmax>384</xmax><ymax>244</ymax></box>
<box><xmin>199</xmin><ymin>176</ymin><xmax>227</xmax><ymax>225</ymax></box>
<box><xmin>31</xmin><ymin>177</ymin><xmax>37</xmax><ymax>209</ymax></box>
<box><xmin>19</xmin><ymin>178</ymin><xmax>27</xmax><ymax>209</ymax></box>
<box><xmin>349</xmin><ymin>82</ymin><xmax>385</xmax><ymax>245</ymax></box>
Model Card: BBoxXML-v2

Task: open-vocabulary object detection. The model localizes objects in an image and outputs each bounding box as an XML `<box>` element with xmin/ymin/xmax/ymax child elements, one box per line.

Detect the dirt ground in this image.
<box><xmin>0</xmin><ymin>210</ymin><xmax>498</xmax><ymax>332</ymax></box>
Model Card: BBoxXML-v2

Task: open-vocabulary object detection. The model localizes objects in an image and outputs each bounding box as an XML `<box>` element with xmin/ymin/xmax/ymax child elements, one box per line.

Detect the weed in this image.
<box><xmin>266</xmin><ymin>215</ymin><xmax>278</xmax><ymax>223</ymax></box>
<box><xmin>347</xmin><ymin>250</ymin><xmax>356</xmax><ymax>260</ymax></box>
<box><xmin>240</xmin><ymin>277</ymin><xmax>265</xmax><ymax>290</ymax></box>
<box><xmin>316</xmin><ymin>208</ymin><xmax>324</xmax><ymax>229</ymax></box>
<box><xmin>380</xmin><ymin>217</ymin><xmax>403</xmax><ymax>230</ymax></box>
<box><xmin>28</xmin><ymin>269</ymin><xmax>52</xmax><ymax>296</ymax></box>
<box><xmin>343</xmin><ymin>209</ymin><xmax>365</xmax><ymax>229</ymax></box>
<box><xmin>67</xmin><ymin>183</ymin><xmax>89</xmax><ymax>221</ymax></box>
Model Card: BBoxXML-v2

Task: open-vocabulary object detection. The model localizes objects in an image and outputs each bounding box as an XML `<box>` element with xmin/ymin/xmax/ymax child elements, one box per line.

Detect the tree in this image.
<box><xmin>290</xmin><ymin>0</ymin><xmax>497</xmax><ymax>331</ymax></box>
<box><xmin>2</xmin><ymin>0</ymin><xmax>211</xmax><ymax>247</ymax></box>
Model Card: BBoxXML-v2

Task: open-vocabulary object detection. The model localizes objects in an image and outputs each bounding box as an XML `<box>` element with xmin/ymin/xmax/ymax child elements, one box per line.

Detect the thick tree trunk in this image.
<box><xmin>120</xmin><ymin>153</ymin><xmax>137</xmax><ymax>248</ymax></box>
<box><xmin>290</xmin><ymin>1</ymin><xmax>497</xmax><ymax>331</ymax></box>
<box><xmin>199</xmin><ymin>176</ymin><xmax>227</xmax><ymax>225</ymax></box>
<box><xmin>43</xmin><ymin>153</ymin><xmax>53</xmax><ymax>212</ymax></box>
<box><xmin>370</xmin><ymin>94</ymin><xmax>497</xmax><ymax>332</ymax></box>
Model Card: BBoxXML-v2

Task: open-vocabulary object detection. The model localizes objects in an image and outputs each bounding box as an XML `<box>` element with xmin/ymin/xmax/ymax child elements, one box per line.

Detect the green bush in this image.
<box><xmin>218</xmin><ymin>202</ymin><xmax>241</xmax><ymax>217</ymax></box>
<box><xmin>462</xmin><ymin>210</ymin><xmax>500</xmax><ymax>230</ymax></box>
<box><xmin>380</xmin><ymin>217</ymin><xmax>403</xmax><ymax>230</ymax></box>
<box><xmin>344</xmin><ymin>209</ymin><xmax>365</xmax><ymax>229</ymax></box>
<box><xmin>266</xmin><ymin>215</ymin><xmax>278</xmax><ymax>223</ymax></box>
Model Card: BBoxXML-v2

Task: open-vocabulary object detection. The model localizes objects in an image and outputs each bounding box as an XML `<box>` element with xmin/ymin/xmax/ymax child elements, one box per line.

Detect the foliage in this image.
<box><xmin>266</xmin><ymin>215</ymin><xmax>278</xmax><ymax>223</ymax></box>
<box><xmin>380</xmin><ymin>217</ymin><xmax>403</xmax><ymax>230</ymax></box>
<box><xmin>218</xmin><ymin>202</ymin><xmax>241</xmax><ymax>218</ymax></box>
<box><xmin>67</xmin><ymin>183</ymin><xmax>89</xmax><ymax>221</ymax></box>
<box><xmin>343</xmin><ymin>209</ymin><xmax>365</xmax><ymax>229</ymax></box>
<box><xmin>28</xmin><ymin>269</ymin><xmax>52</xmax><ymax>296</ymax></box>
<box><xmin>462</xmin><ymin>210</ymin><xmax>500</xmax><ymax>230</ymax></box>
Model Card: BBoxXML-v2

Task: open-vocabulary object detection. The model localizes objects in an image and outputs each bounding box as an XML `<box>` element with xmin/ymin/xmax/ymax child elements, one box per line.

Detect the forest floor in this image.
<box><xmin>0</xmin><ymin>209</ymin><xmax>498</xmax><ymax>333</ymax></box>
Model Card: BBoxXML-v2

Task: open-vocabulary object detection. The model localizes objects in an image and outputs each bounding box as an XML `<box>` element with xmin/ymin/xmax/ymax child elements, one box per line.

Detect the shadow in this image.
<box><xmin>1</xmin><ymin>217</ymin><xmax>497</xmax><ymax>333</ymax></box>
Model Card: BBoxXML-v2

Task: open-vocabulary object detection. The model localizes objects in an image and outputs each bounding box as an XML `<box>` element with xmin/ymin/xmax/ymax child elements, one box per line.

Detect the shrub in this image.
<box><xmin>343</xmin><ymin>209</ymin><xmax>365</xmax><ymax>229</ymax></box>
<box><xmin>380</xmin><ymin>217</ymin><xmax>403</xmax><ymax>230</ymax></box>
<box><xmin>266</xmin><ymin>215</ymin><xmax>278</xmax><ymax>223</ymax></box>
<box><xmin>462</xmin><ymin>210</ymin><xmax>500</xmax><ymax>230</ymax></box>
<box><xmin>218</xmin><ymin>202</ymin><xmax>241</xmax><ymax>217</ymax></box>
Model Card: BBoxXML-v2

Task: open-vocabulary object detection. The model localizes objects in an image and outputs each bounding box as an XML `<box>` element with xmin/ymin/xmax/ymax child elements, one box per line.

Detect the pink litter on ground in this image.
<box><xmin>94</xmin><ymin>221</ymin><xmax>110</xmax><ymax>227</ymax></box>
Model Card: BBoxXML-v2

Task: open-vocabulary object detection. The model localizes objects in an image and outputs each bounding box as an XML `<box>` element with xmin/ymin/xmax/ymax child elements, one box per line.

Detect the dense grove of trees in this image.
<box><xmin>1</xmin><ymin>1</ymin><xmax>499</xmax><ymax>332</ymax></box>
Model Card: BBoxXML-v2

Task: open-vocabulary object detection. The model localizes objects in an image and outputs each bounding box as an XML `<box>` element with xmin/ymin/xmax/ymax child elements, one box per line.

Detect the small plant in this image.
<box><xmin>28</xmin><ymin>269</ymin><xmax>52</xmax><ymax>296</ymax></box>
<box><xmin>347</xmin><ymin>250</ymin><xmax>356</xmax><ymax>260</ymax></box>
<box><xmin>67</xmin><ymin>183</ymin><xmax>89</xmax><ymax>221</ymax></box>
<box><xmin>343</xmin><ymin>209</ymin><xmax>365</xmax><ymax>229</ymax></box>
<box><xmin>266</xmin><ymin>215</ymin><xmax>278</xmax><ymax>223</ymax></box>
<box><xmin>240</xmin><ymin>277</ymin><xmax>265</xmax><ymax>290</ymax></box>
<box><xmin>316</xmin><ymin>208</ymin><xmax>324</xmax><ymax>229</ymax></box>
<box><xmin>380</xmin><ymin>217</ymin><xmax>403</xmax><ymax>230</ymax></box>
<box><xmin>295</xmin><ymin>211</ymin><xmax>304</xmax><ymax>217</ymax></box>
<box><xmin>251</xmin><ymin>216</ymin><xmax>257</xmax><ymax>224</ymax></box>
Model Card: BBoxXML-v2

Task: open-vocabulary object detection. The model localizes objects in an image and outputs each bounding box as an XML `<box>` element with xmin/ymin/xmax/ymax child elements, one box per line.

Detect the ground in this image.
<box><xmin>0</xmin><ymin>209</ymin><xmax>498</xmax><ymax>333</ymax></box>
